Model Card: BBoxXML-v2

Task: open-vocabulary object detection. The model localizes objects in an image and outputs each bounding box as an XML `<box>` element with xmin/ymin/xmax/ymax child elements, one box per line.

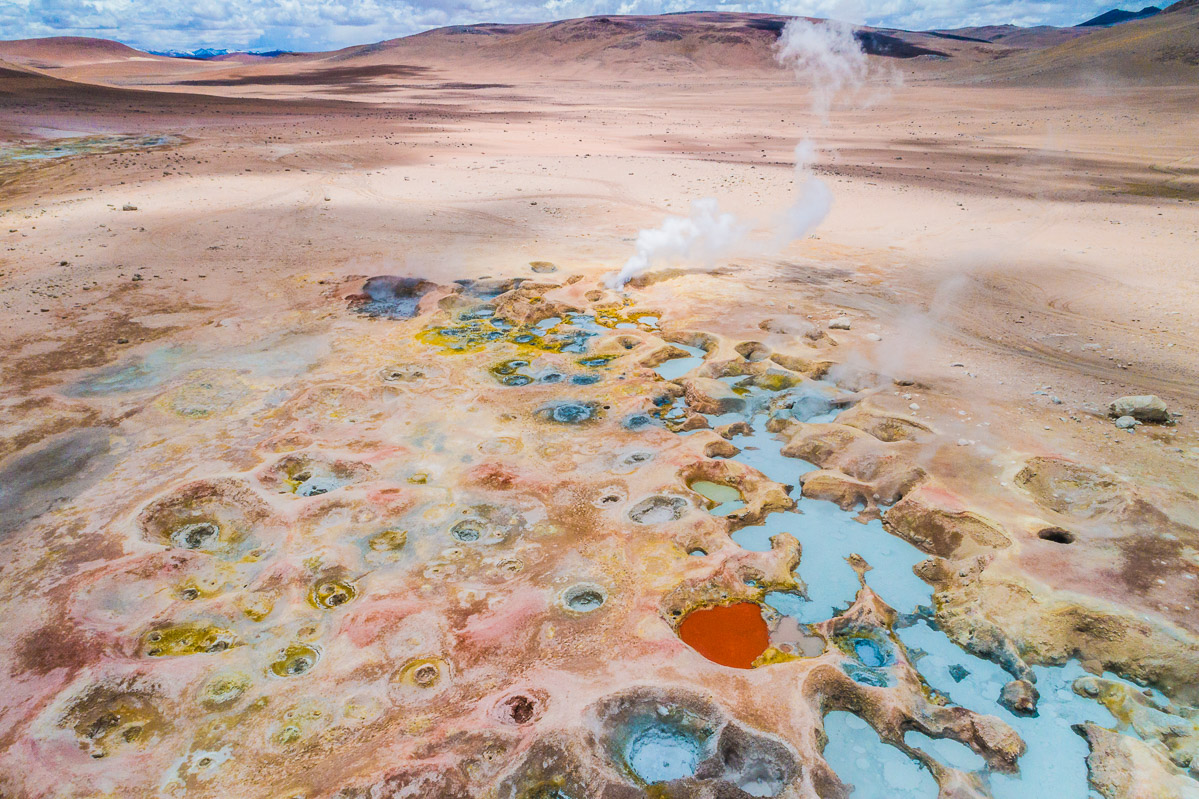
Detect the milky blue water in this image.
<box><xmin>651</xmin><ymin>350</ymin><xmax>1156</xmax><ymax>798</ymax></box>
<box><xmin>623</xmin><ymin>722</ymin><xmax>708</xmax><ymax>784</ymax></box>
<box><xmin>655</xmin><ymin>344</ymin><xmax>707</xmax><ymax>381</ymax></box>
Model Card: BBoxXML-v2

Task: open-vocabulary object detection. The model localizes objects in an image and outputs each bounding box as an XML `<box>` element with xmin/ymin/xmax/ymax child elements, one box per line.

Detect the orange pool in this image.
<box><xmin>677</xmin><ymin>602</ymin><xmax>770</xmax><ymax>669</ymax></box>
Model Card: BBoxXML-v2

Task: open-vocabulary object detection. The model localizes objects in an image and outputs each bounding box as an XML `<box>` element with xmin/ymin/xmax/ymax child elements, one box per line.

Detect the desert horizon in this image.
<box><xmin>1</xmin><ymin>3</ymin><xmax>1198</xmax><ymax>798</ymax></box>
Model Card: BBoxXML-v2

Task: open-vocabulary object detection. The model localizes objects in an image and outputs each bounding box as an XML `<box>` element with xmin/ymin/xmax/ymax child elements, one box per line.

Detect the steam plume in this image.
<box><xmin>607</xmin><ymin>18</ymin><xmax>868</xmax><ymax>289</ymax></box>
<box><xmin>775</xmin><ymin>18</ymin><xmax>869</xmax><ymax>119</ymax></box>
<box><xmin>608</xmin><ymin>199</ymin><xmax>748</xmax><ymax>289</ymax></box>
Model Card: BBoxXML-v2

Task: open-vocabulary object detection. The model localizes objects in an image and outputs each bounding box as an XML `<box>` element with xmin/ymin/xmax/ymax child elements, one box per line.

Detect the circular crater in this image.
<box><xmin>1038</xmin><ymin>527</ymin><xmax>1076</xmax><ymax>544</ymax></box>
<box><xmin>451</xmin><ymin>519</ymin><xmax>485</xmax><ymax>543</ymax></box>
<box><xmin>270</xmin><ymin>644</ymin><xmax>320</xmax><ymax>678</ymax></box>
<box><xmin>309</xmin><ymin>577</ymin><xmax>357</xmax><ymax>609</ymax></box>
<box><xmin>628</xmin><ymin>495</ymin><xmax>688</xmax><ymax>524</ymax></box>
<box><xmin>537</xmin><ymin>401</ymin><xmax>600</xmax><ymax>425</ymax></box>
<box><xmin>560</xmin><ymin>583</ymin><xmax>607</xmax><ymax>614</ymax></box>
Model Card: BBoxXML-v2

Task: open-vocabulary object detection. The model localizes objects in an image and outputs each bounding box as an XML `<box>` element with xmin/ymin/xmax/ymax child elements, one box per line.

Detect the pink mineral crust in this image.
<box><xmin>0</xmin><ymin>280</ymin><xmax>1034</xmax><ymax>798</ymax></box>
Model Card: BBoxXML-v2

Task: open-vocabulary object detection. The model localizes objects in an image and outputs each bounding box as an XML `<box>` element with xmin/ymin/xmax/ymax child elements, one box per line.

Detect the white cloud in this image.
<box><xmin>0</xmin><ymin>0</ymin><xmax>1126</xmax><ymax>52</ymax></box>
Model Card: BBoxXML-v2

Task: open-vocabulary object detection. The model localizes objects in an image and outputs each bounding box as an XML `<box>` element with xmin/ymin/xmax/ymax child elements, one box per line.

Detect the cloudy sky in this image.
<box><xmin>0</xmin><ymin>0</ymin><xmax>1143</xmax><ymax>52</ymax></box>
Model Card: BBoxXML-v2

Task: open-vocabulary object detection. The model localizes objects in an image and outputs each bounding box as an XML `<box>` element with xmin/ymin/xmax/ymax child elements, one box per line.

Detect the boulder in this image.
<box><xmin>999</xmin><ymin>679</ymin><xmax>1040</xmax><ymax>717</ymax></box>
<box><xmin>1075</xmin><ymin>723</ymin><xmax>1199</xmax><ymax>799</ymax></box>
<box><xmin>681</xmin><ymin>378</ymin><xmax>745</xmax><ymax>415</ymax></box>
<box><xmin>1109</xmin><ymin>395</ymin><xmax>1170</xmax><ymax>423</ymax></box>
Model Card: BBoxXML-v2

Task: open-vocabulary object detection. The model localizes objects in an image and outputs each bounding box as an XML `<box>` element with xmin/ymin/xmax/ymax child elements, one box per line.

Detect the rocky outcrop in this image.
<box><xmin>1076</xmin><ymin>723</ymin><xmax>1199</xmax><ymax>799</ymax></box>
<box><xmin>1108</xmin><ymin>395</ymin><xmax>1171</xmax><ymax>423</ymax></box>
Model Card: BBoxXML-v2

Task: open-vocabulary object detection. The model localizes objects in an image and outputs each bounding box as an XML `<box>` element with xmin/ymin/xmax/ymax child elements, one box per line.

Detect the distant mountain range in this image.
<box><xmin>150</xmin><ymin>47</ymin><xmax>291</xmax><ymax>59</ymax></box>
<box><xmin>1077</xmin><ymin>6</ymin><xmax>1162</xmax><ymax>26</ymax></box>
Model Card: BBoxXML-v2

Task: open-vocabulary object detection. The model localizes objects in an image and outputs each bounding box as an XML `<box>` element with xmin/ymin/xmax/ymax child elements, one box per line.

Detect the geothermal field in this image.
<box><xmin>1</xmin><ymin>5</ymin><xmax>1198</xmax><ymax>799</ymax></box>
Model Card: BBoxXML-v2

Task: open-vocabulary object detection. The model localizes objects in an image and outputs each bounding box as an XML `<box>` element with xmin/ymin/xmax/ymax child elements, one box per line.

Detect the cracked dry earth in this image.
<box><xmin>2</xmin><ymin>265</ymin><xmax>1198</xmax><ymax>799</ymax></box>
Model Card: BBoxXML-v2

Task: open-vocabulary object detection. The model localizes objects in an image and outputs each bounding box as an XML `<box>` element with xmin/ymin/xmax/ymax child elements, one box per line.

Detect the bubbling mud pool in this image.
<box><xmin>2</xmin><ymin>274</ymin><xmax>1189</xmax><ymax>799</ymax></box>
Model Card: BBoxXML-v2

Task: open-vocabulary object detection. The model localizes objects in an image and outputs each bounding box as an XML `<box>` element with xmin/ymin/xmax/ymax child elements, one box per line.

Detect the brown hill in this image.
<box><xmin>4</xmin><ymin>9</ymin><xmax>1192</xmax><ymax>89</ymax></box>
<box><xmin>939</xmin><ymin>24</ymin><xmax>1095</xmax><ymax>48</ymax></box>
<box><xmin>324</xmin><ymin>13</ymin><xmax>799</xmax><ymax>75</ymax></box>
<box><xmin>182</xmin><ymin>12</ymin><xmax>1020</xmax><ymax>86</ymax></box>
<box><xmin>0</xmin><ymin>14</ymin><xmax>1105</xmax><ymax>91</ymax></box>
<box><xmin>963</xmin><ymin>3</ymin><xmax>1199</xmax><ymax>83</ymax></box>
<box><xmin>0</xmin><ymin>56</ymin><xmax>86</xmax><ymax>90</ymax></box>
<box><xmin>0</xmin><ymin>36</ymin><xmax>165</xmax><ymax>68</ymax></box>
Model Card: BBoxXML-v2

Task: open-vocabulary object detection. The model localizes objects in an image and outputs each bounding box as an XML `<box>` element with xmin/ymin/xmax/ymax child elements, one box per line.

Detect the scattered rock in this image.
<box><xmin>883</xmin><ymin>488</ymin><xmax>1011</xmax><ymax>558</ymax></box>
<box><xmin>1109</xmin><ymin>395</ymin><xmax>1170</xmax><ymax>423</ymax></box>
<box><xmin>828</xmin><ymin>317</ymin><xmax>852</xmax><ymax>330</ymax></box>
<box><xmin>1115</xmin><ymin>416</ymin><xmax>1139</xmax><ymax>430</ymax></box>
<box><xmin>715</xmin><ymin>421</ymin><xmax>753</xmax><ymax>440</ymax></box>
<box><xmin>799</xmin><ymin>469</ymin><xmax>873</xmax><ymax>511</ymax></box>
<box><xmin>865</xmin><ymin>333</ymin><xmax>882</xmax><ymax>342</ymax></box>
<box><xmin>121</xmin><ymin>204</ymin><xmax>137</xmax><ymax>211</ymax></box>
<box><xmin>1075</xmin><ymin>722</ymin><xmax>1199</xmax><ymax>799</ymax></box>
<box><xmin>948</xmin><ymin>664</ymin><xmax>971</xmax><ymax>683</ymax></box>
<box><xmin>529</xmin><ymin>261</ymin><xmax>557</xmax><ymax>273</ymax></box>
<box><xmin>999</xmin><ymin>679</ymin><xmax>1040</xmax><ymax>717</ymax></box>
<box><xmin>681</xmin><ymin>378</ymin><xmax>745</xmax><ymax>415</ymax></box>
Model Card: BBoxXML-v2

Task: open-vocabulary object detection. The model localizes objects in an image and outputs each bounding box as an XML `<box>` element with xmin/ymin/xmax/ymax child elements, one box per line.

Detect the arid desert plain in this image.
<box><xmin>1</xmin><ymin>6</ymin><xmax>1198</xmax><ymax>799</ymax></box>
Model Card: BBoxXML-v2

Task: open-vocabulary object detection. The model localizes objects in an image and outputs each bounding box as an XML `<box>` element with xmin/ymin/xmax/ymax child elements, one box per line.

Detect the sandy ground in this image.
<box><xmin>2</xmin><ymin>48</ymin><xmax>1199</xmax><ymax>797</ymax></box>
<box><xmin>5</xmin><ymin>73</ymin><xmax>1198</xmax><ymax>481</ymax></box>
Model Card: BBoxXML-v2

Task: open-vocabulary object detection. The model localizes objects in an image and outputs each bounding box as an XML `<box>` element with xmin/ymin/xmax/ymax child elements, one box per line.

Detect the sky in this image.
<box><xmin>0</xmin><ymin>0</ymin><xmax>1150</xmax><ymax>53</ymax></box>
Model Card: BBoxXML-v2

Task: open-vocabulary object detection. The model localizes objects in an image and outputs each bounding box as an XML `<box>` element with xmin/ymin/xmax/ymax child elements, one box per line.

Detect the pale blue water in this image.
<box><xmin>824</xmin><ymin>711</ymin><xmax>939</xmax><ymax>797</ymax></box>
<box><xmin>623</xmin><ymin>723</ymin><xmax>708</xmax><ymax>784</ymax></box>
<box><xmin>650</xmin><ymin>355</ymin><xmax>1159</xmax><ymax>799</ymax></box>
<box><xmin>654</xmin><ymin>343</ymin><xmax>706</xmax><ymax>381</ymax></box>
<box><xmin>63</xmin><ymin>295</ymin><xmax>1165</xmax><ymax>797</ymax></box>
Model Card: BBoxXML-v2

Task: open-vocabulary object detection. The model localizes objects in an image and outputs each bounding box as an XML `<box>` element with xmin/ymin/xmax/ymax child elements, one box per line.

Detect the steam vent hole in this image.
<box><xmin>1038</xmin><ymin>527</ymin><xmax>1076</xmax><ymax>544</ymax></box>
<box><xmin>678</xmin><ymin>603</ymin><xmax>770</xmax><ymax>669</ymax></box>
<box><xmin>622</xmin><ymin>715</ymin><xmax>712</xmax><ymax>784</ymax></box>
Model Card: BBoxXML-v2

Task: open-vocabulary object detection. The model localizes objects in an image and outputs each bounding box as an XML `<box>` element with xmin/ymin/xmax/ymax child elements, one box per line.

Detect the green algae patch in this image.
<box><xmin>200</xmin><ymin>672</ymin><xmax>251</xmax><ymax>708</ymax></box>
<box><xmin>368</xmin><ymin>528</ymin><xmax>408</xmax><ymax>552</ymax></box>
<box><xmin>688</xmin><ymin>480</ymin><xmax>747</xmax><ymax>516</ymax></box>
<box><xmin>752</xmin><ymin>647</ymin><xmax>806</xmax><ymax>668</ymax></box>
<box><xmin>593</xmin><ymin>303</ymin><xmax>661</xmax><ymax>331</ymax></box>
<box><xmin>143</xmin><ymin>623</ymin><xmax>237</xmax><ymax>657</ymax></box>
<box><xmin>270</xmin><ymin>644</ymin><xmax>320</xmax><ymax>678</ymax></box>
<box><xmin>308</xmin><ymin>577</ymin><xmax>357</xmax><ymax>610</ymax></box>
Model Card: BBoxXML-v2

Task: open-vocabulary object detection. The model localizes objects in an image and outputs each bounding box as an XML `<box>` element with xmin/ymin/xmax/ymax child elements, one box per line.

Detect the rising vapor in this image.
<box><xmin>775</xmin><ymin>18</ymin><xmax>869</xmax><ymax>118</ymax></box>
<box><xmin>607</xmin><ymin>18</ymin><xmax>869</xmax><ymax>289</ymax></box>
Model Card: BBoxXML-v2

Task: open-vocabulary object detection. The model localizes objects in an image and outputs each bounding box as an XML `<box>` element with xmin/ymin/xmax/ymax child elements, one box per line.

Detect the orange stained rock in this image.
<box><xmin>677</xmin><ymin>602</ymin><xmax>770</xmax><ymax>669</ymax></box>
